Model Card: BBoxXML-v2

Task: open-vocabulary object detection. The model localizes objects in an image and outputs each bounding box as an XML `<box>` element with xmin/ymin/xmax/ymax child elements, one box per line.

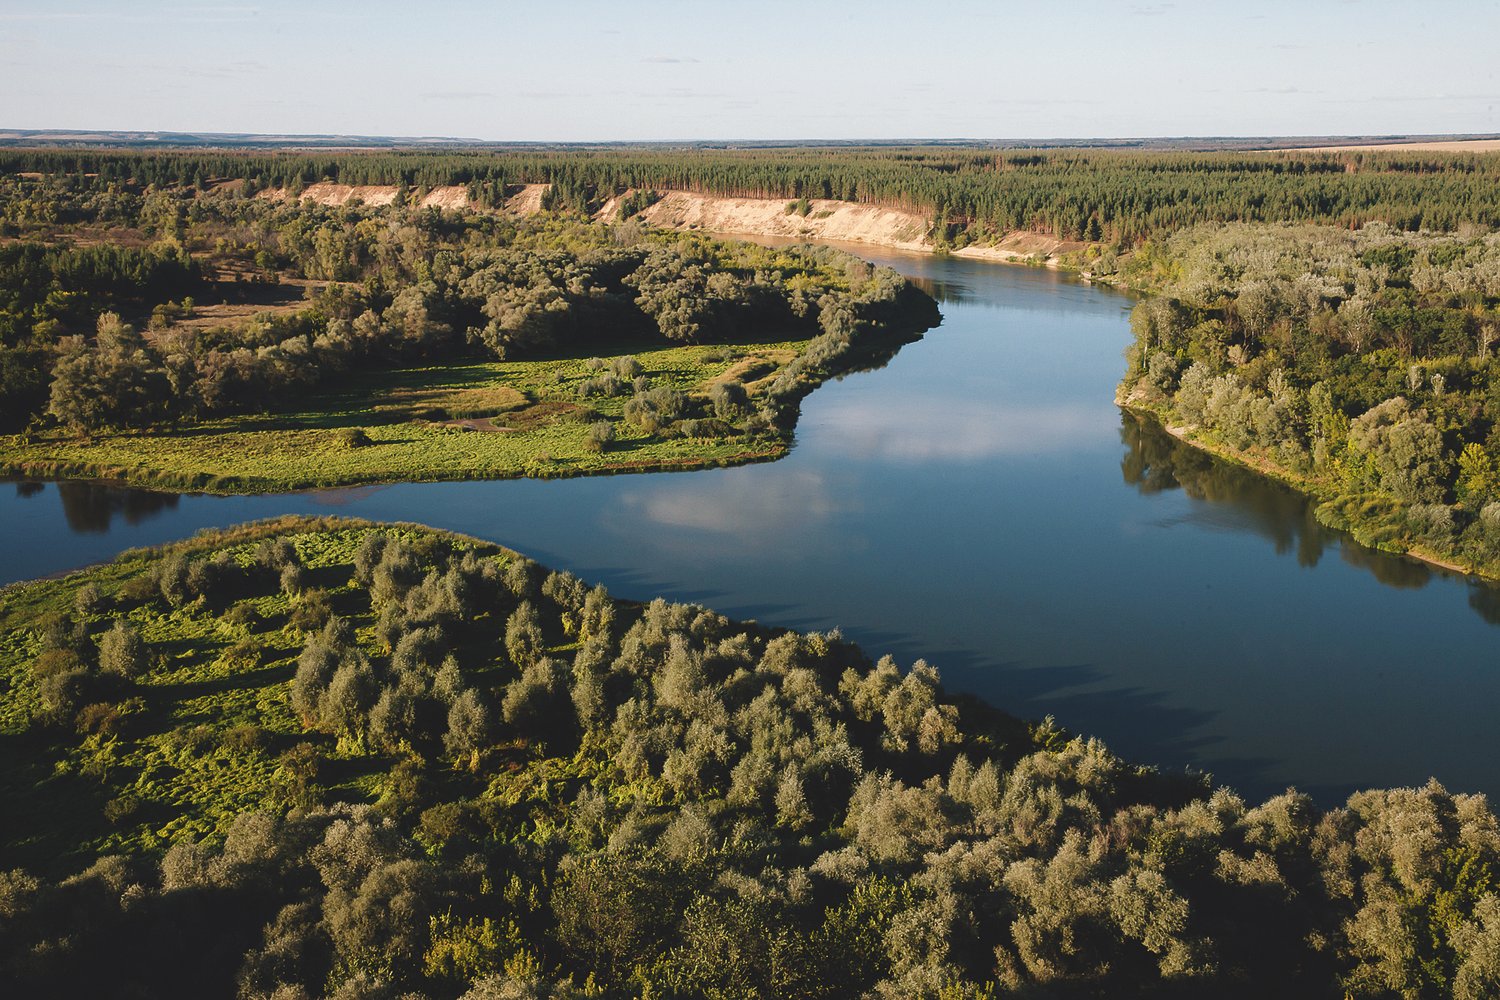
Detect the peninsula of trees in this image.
<box><xmin>4</xmin><ymin>517</ymin><xmax>1500</xmax><ymax>998</ymax></box>
<box><xmin>0</xmin><ymin>173</ymin><xmax>936</xmax><ymax>490</ymax></box>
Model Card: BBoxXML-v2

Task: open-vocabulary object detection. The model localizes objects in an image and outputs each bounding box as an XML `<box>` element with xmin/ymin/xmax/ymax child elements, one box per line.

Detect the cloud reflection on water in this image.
<box><xmin>610</xmin><ymin>468</ymin><xmax>861</xmax><ymax>559</ymax></box>
<box><xmin>814</xmin><ymin>396</ymin><xmax>1114</xmax><ymax>461</ymax></box>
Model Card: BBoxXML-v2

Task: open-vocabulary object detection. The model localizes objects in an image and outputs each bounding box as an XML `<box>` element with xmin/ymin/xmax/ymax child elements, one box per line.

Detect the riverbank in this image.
<box><xmin>259</xmin><ymin>181</ymin><xmax>1098</xmax><ymax>269</ymax></box>
<box><xmin>1117</xmin><ymin>386</ymin><xmax>1487</xmax><ymax>581</ymax></box>
<box><xmin>633</xmin><ymin>189</ymin><xmax>1094</xmax><ymax>267</ymax></box>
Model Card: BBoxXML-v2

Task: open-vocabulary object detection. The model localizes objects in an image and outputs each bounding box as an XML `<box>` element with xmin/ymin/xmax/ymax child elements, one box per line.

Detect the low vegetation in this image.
<box><xmin>2</xmin><ymin>517</ymin><xmax>1500</xmax><ymax>998</ymax></box>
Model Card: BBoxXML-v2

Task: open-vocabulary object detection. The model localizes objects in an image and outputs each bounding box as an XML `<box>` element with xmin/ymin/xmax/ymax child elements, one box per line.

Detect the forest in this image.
<box><xmin>5</xmin><ymin>145</ymin><xmax>1500</xmax><ymax>247</ymax></box>
<box><xmin>1117</xmin><ymin>222</ymin><xmax>1500</xmax><ymax>577</ymax></box>
<box><xmin>4</xmin><ymin>516</ymin><xmax>1500</xmax><ymax>999</ymax></box>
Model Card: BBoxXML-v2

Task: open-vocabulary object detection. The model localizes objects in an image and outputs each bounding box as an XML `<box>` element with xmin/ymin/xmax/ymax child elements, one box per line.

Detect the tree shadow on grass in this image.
<box><xmin>152</xmin><ymin>663</ymin><xmax>293</xmax><ymax>707</ymax></box>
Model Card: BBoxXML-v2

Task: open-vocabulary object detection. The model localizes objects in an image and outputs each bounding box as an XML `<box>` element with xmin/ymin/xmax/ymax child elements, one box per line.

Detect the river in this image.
<box><xmin>4</xmin><ymin>247</ymin><xmax>1497</xmax><ymax>804</ymax></box>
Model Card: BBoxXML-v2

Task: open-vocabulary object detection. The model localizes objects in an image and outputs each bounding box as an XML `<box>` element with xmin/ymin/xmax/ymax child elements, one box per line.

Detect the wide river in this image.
<box><xmin>4</xmin><ymin>247</ymin><xmax>1498</xmax><ymax>804</ymax></box>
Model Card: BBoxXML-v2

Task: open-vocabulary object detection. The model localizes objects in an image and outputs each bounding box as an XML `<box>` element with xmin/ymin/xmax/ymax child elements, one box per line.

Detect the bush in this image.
<box><xmin>73</xmin><ymin>583</ymin><xmax>105</xmax><ymax>618</ymax></box>
<box><xmin>577</xmin><ymin>374</ymin><xmax>624</xmax><ymax>399</ymax></box>
<box><xmin>583</xmin><ymin>421</ymin><xmax>615</xmax><ymax>453</ymax></box>
<box><xmin>222</xmin><ymin>723</ymin><xmax>270</xmax><ymax>753</ymax></box>
<box><xmin>709</xmin><ymin>380</ymin><xmax>749</xmax><ymax>420</ymax></box>
<box><xmin>98</xmin><ymin>620</ymin><xmax>146</xmax><ymax>678</ymax></box>
<box><xmin>336</xmin><ymin>427</ymin><xmax>374</xmax><ymax>449</ymax></box>
<box><xmin>623</xmin><ymin>397</ymin><xmax>660</xmax><ymax>433</ymax></box>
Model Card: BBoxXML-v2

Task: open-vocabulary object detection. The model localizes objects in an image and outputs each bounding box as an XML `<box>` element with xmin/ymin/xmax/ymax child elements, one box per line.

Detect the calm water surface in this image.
<box><xmin>4</xmin><ymin>249</ymin><xmax>1498</xmax><ymax>803</ymax></box>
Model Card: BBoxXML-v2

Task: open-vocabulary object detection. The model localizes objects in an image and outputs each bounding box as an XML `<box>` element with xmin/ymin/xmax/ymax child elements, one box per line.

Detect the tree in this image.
<box><xmin>98</xmin><ymin>619</ymin><xmax>146</xmax><ymax>677</ymax></box>
<box><xmin>1348</xmin><ymin>397</ymin><xmax>1452</xmax><ymax>503</ymax></box>
<box><xmin>504</xmin><ymin>601</ymin><xmax>545</xmax><ymax>669</ymax></box>
<box><xmin>444</xmin><ymin>688</ymin><xmax>491</xmax><ymax>758</ymax></box>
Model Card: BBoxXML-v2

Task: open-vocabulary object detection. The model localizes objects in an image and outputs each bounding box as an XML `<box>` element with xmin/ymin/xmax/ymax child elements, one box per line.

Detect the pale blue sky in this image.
<box><xmin>2</xmin><ymin>0</ymin><xmax>1498</xmax><ymax>140</ymax></box>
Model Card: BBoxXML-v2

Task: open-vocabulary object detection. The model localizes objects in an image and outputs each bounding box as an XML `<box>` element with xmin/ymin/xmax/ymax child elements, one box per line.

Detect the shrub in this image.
<box><xmin>623</xmin><ymin>397</ymin><xmax>660</xmax><ymax>433</ymax></box>
<box><xmin>336</xmin><ymin>426</ymin><xmax>374</xmax><ymax>448</ymax></box>
<box><xmin>98</xmin><ymin>620</ymin><xmax>146</xmax><ymax>678</ymax></box>
<box><xmin>583</xmin><ymin>421</ymin><xmax>615</xmax><ymax>453</ymax></box>
<box><xmin>223</xmin><ymin>723</ymin><xmax>270</xmax><ymax>753</ymax></box>
<box><xmin>611</xmin><ymin>355</ymin><xmax>643</xmax><ymax>378</ymax></box>
<box><xmin>103</xmin><ymin>795</ymin><xmax>140</xmax><ymax>825</ymax></box>
<box><xmin>280</xmin><ymin>562</ymin><xmax>307</xmax><ymax>596</ymax></box>
<box><xmin>709</xmin><ymin>380</ymin><xmax>749</xmax><ymax>420</ymax></box>
<box><xmin>31</xmin><ymin>648</ymin><xmax>82</xmax><ymax>682</ymax></box>
<box><xmin>577</xmin><ymin>374</ymin><xmax>624</xmax><ymax>399</ymax></box>
<box><xmin>73</xmin><ymin>583</ymin><xmax>105</xmax><ymax>618</ymax></box>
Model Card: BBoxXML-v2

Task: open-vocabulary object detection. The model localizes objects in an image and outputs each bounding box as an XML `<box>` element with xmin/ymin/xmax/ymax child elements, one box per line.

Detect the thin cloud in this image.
<box><xmin>0</xmin><ymin>7</ymin><xmax>260</xmax><ymax>22</ymax></box>
<box><xmin>643</xmin><ymin>55</ymin><xmax>700</xmax><ymax>64</ymax></box>
<box><xmin>421</xmin><ymin>91</ymin><xmax>496</xmax><ymax>102</ymax></box>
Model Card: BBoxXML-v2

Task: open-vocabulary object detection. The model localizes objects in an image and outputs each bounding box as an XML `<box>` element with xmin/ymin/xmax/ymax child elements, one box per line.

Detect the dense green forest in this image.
<box><xmin>5</xmin><ymin>517</ymin><xmax>1500</xmax><ymax>999</ymax></box>
<box><xmin>6</xmin><ymin>145</ymin><xmax>1500</xmax><ymax>246</ymax></box>
<box><xmin>1117</xmin><ymin>222</ymin><xmax>1500</xmax><ymax>576</ymax></box>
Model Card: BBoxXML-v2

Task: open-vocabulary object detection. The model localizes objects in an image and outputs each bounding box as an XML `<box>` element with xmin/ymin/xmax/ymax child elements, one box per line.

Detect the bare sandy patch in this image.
<box><xmin>707</xmin><ymin>356</ymin><xmax>777</xmax><ymax>387</ymax></box>
<box><xmin>258</xmin><ymin>183</ymin><xmax>473</xmax><ymax>209</ymax></box>
<box><xmin>954</xmin><ymin>232</ymin><xmax>1084</xmax><ymax>264</ymax></box>
<box><xmin>638</xmin><ymin>191</ymin><xmax>932</xmax><ymax>252</ymax></box>
<box><xmin>384</xmin><ymin>383</ymin><xmax>529</xmax><ymax>419</ymax></box>
<box><xmin>504</xmin><ymin>184</ymin><xmax>549</xmax><ymax>216</ymax></box>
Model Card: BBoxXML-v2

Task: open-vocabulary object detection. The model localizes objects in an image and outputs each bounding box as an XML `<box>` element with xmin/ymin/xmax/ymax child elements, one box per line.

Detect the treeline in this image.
<box><xmin>1119</xmin><ymin>222</ymin><xmax>1500</xmax><ymax>574</ymax></box>
<box><xmin>7</xmin><ymin>146</ymin><xmax>1500</xmax><ymax>244</ymax></box>
<box><xmin>4</xmin><ymin>517</ymin><xmax>1500</xmax><ymax>998</ymax></box>
<box><xmin>0</xmin><ymin>187</ymin><xmax>930</xmax><ymax>435</ymax></box>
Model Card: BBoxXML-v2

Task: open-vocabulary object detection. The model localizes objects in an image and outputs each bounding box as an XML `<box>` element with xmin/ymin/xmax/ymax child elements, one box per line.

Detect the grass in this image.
<box><xmin>0</xmin><ymin>338</ymin><xmax>815</xmax><ymax>494</ymax></box>
<box><xmin>0</xmin><ymin>517</ymin><xmax>513</xmax><ymax>873</ymax></box>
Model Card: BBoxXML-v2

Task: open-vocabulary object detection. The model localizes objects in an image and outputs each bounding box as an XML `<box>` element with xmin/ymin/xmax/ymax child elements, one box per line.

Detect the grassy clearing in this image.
<box><xmin>0</xmin><ymin>337</ymin><xmax>810</xmax><ymax>493</ymax></box>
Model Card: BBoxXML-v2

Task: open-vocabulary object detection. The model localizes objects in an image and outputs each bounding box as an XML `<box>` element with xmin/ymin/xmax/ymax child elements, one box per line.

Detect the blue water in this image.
<box><xmin>4</xmin><ymin>249</ymin><xmax>1497</xmax><ymax>804</ymax></box>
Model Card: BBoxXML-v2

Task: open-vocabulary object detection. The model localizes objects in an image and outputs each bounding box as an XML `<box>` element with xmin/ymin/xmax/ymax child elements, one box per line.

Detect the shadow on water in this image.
<box><xmin>904</xmin><ymin>274</ymin><xmax>974</xmax><ymax>305</ymax></box>
<box><xmin>829</xmin><ymin>629</ymin><xmax>1284</xmax><ymax>797</ymax></box>
<box><xmin>1117</xmin><ymin>409</ymin><xmax>1489</xmax><ymax>604</ymax></box>
<box><xmin>11</xmin><ymin>480</ymin><xmax>183</xmax><ymax>534</ymax></box>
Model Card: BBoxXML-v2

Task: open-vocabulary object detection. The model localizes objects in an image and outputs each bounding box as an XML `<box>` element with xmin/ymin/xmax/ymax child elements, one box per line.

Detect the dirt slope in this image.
<box><xmin>260</xmin><ymin>182</ymin><xmax>550</xmax><ymax>215</ymax></box>
<box><xmin>504</xmin><ymin>184</ymin><xmax>548</xmax><ymax>215</ymax></box>
<box><xmin>255</xmin><ymin>182</ymin><xmax>1077</xmax><ymax>261</ymax></box>
<box><xmin>635</xmin><ymin>192</ymin><xmax>932</xmax><ymax>252</ymax></box>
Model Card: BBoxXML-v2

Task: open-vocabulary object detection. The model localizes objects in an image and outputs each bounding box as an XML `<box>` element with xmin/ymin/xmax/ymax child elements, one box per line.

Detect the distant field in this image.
<box><xmin>1282</xmin><ymin>138</ymin><xmax>1500</xmax><ymax>153</ymax></box>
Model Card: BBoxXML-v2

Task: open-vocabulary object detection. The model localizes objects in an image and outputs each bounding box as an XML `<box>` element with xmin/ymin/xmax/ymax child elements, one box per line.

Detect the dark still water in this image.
<box><xmin>4</xmin><ymin>250</ymin><xmax>1498</xmax><ymax>804</ymax></box>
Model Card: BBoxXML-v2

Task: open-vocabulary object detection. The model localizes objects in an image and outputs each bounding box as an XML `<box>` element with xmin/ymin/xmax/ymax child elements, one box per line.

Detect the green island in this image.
<box><xmin>5</xmin><ymin>516</ymin><xmax>1500</xmax><ymax>998</ymax></box>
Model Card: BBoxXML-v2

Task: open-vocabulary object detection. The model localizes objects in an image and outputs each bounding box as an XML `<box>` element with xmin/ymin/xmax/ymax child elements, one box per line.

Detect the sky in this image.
<box><xmin>2</xmin><ymin>0</ymin><xmax>1499</xmax><ymax>141</ymax></box>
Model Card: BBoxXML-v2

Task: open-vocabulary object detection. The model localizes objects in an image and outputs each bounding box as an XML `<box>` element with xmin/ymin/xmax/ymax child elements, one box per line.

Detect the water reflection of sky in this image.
<box><xmin>818</xmin><ymin>397</ymin><xmax>1116</xmax><ymax>461</ymax></box>
<box><xmin>4</xmin><ymin>255</ymin><xmax>1500</xmax><ymax>806</ymax></box>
